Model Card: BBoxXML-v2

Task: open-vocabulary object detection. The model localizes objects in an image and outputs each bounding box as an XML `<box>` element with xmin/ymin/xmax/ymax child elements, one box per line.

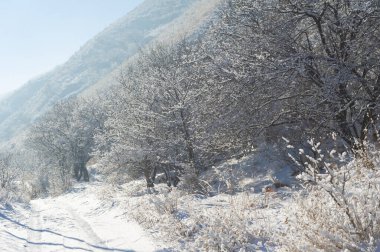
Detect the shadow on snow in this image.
<box><xmin>0</xmin><ymin>212</ymin><xmax>135</xmax><ymax>252</ymax></box>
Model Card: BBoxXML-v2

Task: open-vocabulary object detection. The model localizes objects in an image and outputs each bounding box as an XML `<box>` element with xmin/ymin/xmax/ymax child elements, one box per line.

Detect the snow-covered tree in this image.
<box><xmin>27</xmin><ymin>97</ymin><xmax>107</xmax><ymax>185</ymax></box>
<box><xmin>96</xmin><ymin>39</ymin><xmax>218</xmax><ymax>187</ymax></box>
<box><xmin>0</xmin><ymin>152</ymin><xmax>19</xmax><ymax>190</ymax></box>
<box><xmin>193</xmin><ymin>0</ymin><xmax>377</xmax><ymax>154</ymax></box>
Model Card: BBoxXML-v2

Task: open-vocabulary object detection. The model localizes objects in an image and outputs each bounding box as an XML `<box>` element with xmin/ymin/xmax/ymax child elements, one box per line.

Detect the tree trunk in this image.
<box><xmin>179</xmin><ymin>109</ymin><xmax>199</xmax><ymax>175</ymax></box>
<box><xmin>82</xmin><ymin>164</ymin><xmax>89</xmax><ymax>182</ymax></box>
<box><xmin>74</xmin><ymin>166</ymin><xmax>80</xmax><ymax>180</ymax></box>
<box><xmin>75</xmin><ymin>163</ymin><xmax>89</xmax><ymax>182</ymax></box>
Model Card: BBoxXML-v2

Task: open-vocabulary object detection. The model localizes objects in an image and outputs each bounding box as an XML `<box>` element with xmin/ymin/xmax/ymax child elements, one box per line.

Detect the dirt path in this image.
<box><xmin>1</xmin><ymin>183</ymin><xmax>160</xmax><ymax>252</ymax></box>
<box><xmin>25</xmin><ymin>205</ymin><xmax>42</xmax><ymax>252</ymax></box>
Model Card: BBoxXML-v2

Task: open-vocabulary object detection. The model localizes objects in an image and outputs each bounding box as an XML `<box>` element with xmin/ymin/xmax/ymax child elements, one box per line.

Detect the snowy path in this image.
<box><xmin>0</xmin><ymin>183</ymin><xmax>162</xmax><ymax>252</ymax></box>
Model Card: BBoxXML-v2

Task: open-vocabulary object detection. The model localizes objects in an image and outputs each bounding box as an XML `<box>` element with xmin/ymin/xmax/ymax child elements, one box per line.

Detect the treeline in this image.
<box><xmin>19</xmin><ymin>0</ymin><xmax>379</xmax><ymax>193</ymax></box>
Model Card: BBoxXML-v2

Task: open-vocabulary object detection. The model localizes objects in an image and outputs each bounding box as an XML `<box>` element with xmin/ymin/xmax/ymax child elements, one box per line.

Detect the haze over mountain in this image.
<box><xmin>0</xmin><ymin>0</ymin><xmax>219</xmax><ymax>143</ymax></box>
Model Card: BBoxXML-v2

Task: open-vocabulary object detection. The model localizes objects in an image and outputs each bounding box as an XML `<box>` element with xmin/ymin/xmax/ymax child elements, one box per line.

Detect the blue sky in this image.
<box><xmin>0</xmin><ymin>0</ymin><xmax>143</xmax><ymax>96</ymax></box>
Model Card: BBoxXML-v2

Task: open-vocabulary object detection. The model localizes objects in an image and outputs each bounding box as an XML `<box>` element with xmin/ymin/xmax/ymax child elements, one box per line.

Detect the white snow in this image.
<box><xmin>1</xmin><ymin>147</ymin><xmax>379</xmax><ymax>251</ymax></box>
<box><xmin>0</xmin><ymin>182</ymin><xmax>165</xmax><ymax>252</ymax></box>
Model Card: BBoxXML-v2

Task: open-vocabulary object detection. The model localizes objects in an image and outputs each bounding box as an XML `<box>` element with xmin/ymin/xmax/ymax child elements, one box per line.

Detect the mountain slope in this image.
<box><xmin>82</xmin><ymin>0</ymin><xmax>221</xmax><ymax>97</ymax></box>
<box><xmin>0</xmin><ymin>0</ymin><xmax>209</xmax><ymax>142</ymax></box>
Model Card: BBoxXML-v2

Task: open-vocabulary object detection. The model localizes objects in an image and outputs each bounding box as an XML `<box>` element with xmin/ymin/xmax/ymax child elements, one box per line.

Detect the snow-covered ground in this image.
<box><xmin>91</xmin><ymin>149</ymin><xmax>296</xmax><ymax>251</ymax></box>
<box><xmin>2</xmin><ymin>146</ymin><xmax>379</xmax><ymax>251</ymax></box>
<box><xmin>0</xmin><ymin>182</ymin><xmax>166</xmax><ymax>252</ymax></box>
<box><xmin>0</xmin><ymin>148</ymin><xmax>295</xmax><ymax>252</ymax></box>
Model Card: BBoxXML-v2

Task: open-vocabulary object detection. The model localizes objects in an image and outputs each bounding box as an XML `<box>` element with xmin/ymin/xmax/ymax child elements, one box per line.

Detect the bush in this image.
<box><xmin>191</xmin><ymin>193</ymin><xmax>262</xmax><ymax>251</ymax></box>
<box><xmin>279</xmin><ymin>139</ymin><xmax>380</xmax><ymax>251</ymax></box>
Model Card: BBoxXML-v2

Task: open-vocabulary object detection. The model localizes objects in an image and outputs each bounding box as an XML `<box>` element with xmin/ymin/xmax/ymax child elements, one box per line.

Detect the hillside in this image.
<box><xmin>1</xmin><ymin>0</ymin><xmax>379</xmax><ymax>251</ymax></box>
<box><xmin>82</xmin><ymin>0</ymin><xmax>220</xmax><ymax>97</ymax></box>
<box><xmin>0</xmin><ymin>0</ymin><xmax>218</xmax><ymax>142</ymax></box>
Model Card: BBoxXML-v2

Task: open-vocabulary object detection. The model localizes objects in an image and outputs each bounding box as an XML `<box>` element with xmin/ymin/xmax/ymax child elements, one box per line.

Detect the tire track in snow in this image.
<box><xmin>26</xmin><ymin>204</ymin><xmax>42</xmax><ymax>252</ymax></box>
<box><xmin>65</xmin><ymin>206</ymin><xmax>108</xmax><ymax>249</ymax></box>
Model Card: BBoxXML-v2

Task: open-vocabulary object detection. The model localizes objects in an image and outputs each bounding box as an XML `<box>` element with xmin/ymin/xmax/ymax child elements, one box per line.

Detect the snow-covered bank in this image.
<box><xmin>94</xmin><ymin>150</ymin><xmax>296</xmax><ymax>252</ymax></box>
<box><xmin>109</xmin><ymin>180</ymin><xmax>290</xmax><ymax>251</ymax></box>
<box><xmin>96</xmin><ymin>147</ymin><xmax>380</xmax><ymax>252</ymax></box>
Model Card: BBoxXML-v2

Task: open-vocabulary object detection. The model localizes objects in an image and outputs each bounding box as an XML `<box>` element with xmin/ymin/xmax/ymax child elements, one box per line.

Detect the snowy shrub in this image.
<box><xmin>278</xmin><ymin>139</ymin><xmax>380</xmax><ymax>251</ymax></box>
<box><xmin>13</xmin><ymin>149</ymin><xmax>75</xmax><ymax>198</ymax></box>
<box><xmin>150</xmin><ymin>191</ymin><xmax>180</xmax><ymax>215</ymax></box>
<box><xmin>140</xmin><ymin>189</ymin><xmax>269</xmax><ymax>251</ymax></box>
<box><xmin>125</xmin><ymin>188</ymin><xmax>191</xmax><ymax>243</ymax></box>
<box><xmin>0</xmin><ymin>152</ymin><xmax>30</xmax><ymax>204</ymax></box>
<box><xmin>102</xmin><ymin>164</ymin><xmax>133</xmax><ymax>186</ymax></box>
<box><xmin>0</xmin><ymin>188</ymin><xmax>18</xmax><ymax>204</ymax></box>
<box><xmin>191</xmin><ymin>195</ymin><xmax>259</xmax><ymax>251</ymax></box>
<box><xmin>29</xmin><ymin>163</ymin><xmax>73</xmax><ymax>196</ymax></box>
<box><xmin>180</xmin><ymin>173</ymin><xmax>211</xmax><ymax>195</ymax></box>
<box><xmin>0</xmin><ymin>152</ymin><xmax>19</xmax><ymax>191</ymax></box>
<box><xmin>207</xmin><ymin>165</ymin><xmax>243</xmax><ymax>194</ymax></box>
<box><xmin>192</xmin><ymin>213</ymin><xmax>253</xmax><ymax>251</ymax></box>
<box><xmin>21</xmin><ymin>170</ymin><xmax>49</xmax><ymax>200</ymax></box>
